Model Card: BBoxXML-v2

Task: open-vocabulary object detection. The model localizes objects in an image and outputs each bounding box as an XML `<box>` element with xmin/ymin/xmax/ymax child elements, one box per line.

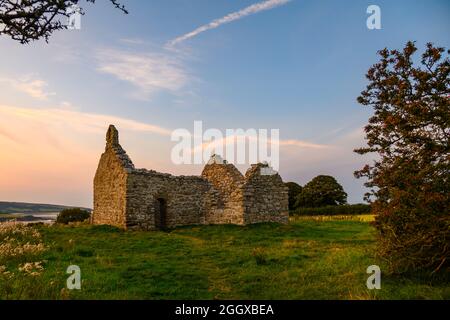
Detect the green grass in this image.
<box><xmin>2</xmin><ymin>217</ymin><xmax>449</xmax><ymax>300</ymax></box>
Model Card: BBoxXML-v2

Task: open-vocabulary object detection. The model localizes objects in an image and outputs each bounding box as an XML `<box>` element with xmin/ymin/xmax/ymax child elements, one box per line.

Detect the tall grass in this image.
<box><xmin>0</xmin><ymin>221</ymin><xmax>59</xmax><ymax>299</ymax></box>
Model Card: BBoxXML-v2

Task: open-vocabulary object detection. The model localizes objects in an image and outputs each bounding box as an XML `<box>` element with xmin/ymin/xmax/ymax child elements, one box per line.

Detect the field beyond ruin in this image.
<box><xmin>1</xmin><ymin>217</ymin><xmax>449</xmax><ymax>300</ymax></box>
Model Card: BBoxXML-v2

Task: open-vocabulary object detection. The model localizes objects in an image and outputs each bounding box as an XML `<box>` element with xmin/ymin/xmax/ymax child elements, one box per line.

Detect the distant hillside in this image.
<box><xmin>0</xmin><ymin>201</ymin><xmax>91</xmax><ymax>214</ymax></box>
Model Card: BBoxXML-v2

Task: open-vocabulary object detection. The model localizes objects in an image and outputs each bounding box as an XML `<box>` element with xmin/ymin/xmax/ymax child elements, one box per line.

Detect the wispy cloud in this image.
<box><xmin>96</xmin><ymin>48</ymin><xmax>189</xmax><ymax>100</ymax></box>
<box><xmin>0</xmin><ymin>75</ymin><xmax>55</xmax><ymax>100</ymax></box>
<box><xmin>0</xmin><ymin>104</ymin><xmax>174</xmax><ymax>207</ymax></box>
<box><xmin>0</xmin><ymin>127</ymin><xmax>23</xmax><ymax>144</ymax></box>
<box><xmin>279</xmin><ymin>139</ymin><xmax>328</xmax><ymax>149</ymax></box>
<box><xmin>193</xmin><ymin>135</ymin><xmax>328</xmax><ymax>154</ymax></box>
<box><xmin>0</xmin><ymin>105</ymin><xmax>172</xmax><ymax>137</ymax></box>
<box><xmin>0</xmin><ymin>105</ymin><xmax>325</xmax><ymax>149</ymax></box>
<box><xmin>119</xmin><ymin>38</ymin><xmax>146</xmax><ymax>45</ymax></box>
<box><xmin>167</xmin><ymin>0</ymin><xmax>292</xmax><ymax>47</ymax></box>
<box><xmin>0</xmin><ymin>104</ymin><xmax>370</xmax><ymax>206</ymax></box>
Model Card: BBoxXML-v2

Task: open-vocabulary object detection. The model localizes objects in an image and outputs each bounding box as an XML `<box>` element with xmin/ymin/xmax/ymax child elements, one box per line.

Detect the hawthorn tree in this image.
<box><xmin>0</xmin><ymin>0</ymin><xmax>127</xmax><ymax>43</ymax></box>
<box><xmin>355</xmin><ymin>42</ymin><xmax>449</xmax><ymax>273</ymax></box>
<box><xmin>295</xmin><ymin>175</ymin><xmax>347</xmax><ymax>208</ymax></box>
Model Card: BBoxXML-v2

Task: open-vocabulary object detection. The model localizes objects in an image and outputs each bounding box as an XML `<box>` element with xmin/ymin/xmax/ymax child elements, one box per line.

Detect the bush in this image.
<box><xmin>373</xmin><ymin>191</ymin><xmax>449</xmax><ymax>273</ymax></box>
<box><xmin>56</xmin><ymin>208</ymin><xmax>90</xmax><ymax>224</ymax></box>
<box><xmin>291</xmin><ymin>204</ymin><xmax>371</xmax><ymax>216</ymax></box>
<box><xmin>354</xmin><ymin>42</ymin><xmax>450</xmax><ymax>273</ymax></box>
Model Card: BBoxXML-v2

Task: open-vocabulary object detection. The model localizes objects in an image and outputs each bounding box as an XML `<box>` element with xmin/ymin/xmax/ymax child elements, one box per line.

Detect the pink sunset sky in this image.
<box><xmin>1</xmin><ymin>0</ymin><xmax>448</xmax><ymax>207</ymax></box>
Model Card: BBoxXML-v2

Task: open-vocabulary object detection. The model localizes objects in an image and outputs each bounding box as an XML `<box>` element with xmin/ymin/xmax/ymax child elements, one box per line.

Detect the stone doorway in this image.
<box><xmin>155</xmin><ymin>198</ymin><xmax>167</xmax><ymax>230</ymax></box>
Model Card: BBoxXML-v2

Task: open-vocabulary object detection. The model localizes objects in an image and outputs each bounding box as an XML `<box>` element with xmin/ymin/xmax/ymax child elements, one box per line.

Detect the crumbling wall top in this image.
<box><xmin>244</xmin><ymin>162</ymin><xmax>282</xmax><ymax>183</ymax></box>
<box><xmin>106</xmin><ymin>124</ymin><xmax>119</xmax><ymax>147</ymax></box>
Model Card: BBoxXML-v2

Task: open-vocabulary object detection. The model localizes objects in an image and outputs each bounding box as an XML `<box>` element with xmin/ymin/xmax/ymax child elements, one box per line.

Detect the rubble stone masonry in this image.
<box><xmin>92</xmin><ymin>125</ymin><xmax>288</xmax><ymax>230</ymax></box>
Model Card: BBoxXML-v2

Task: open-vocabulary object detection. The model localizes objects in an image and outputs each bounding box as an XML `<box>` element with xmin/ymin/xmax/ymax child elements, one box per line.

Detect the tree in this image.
<box><xmin>295</xmin><ymin>175</ymin><xmax>347</xmax><ymax>208</ymax></box>
<box><xmin>0</xmin><ymin>0</ymin><xmax>127</xmax><ymax>44</ymax></box>
<box><xmin>355</xmin><ymin>41</ymin><xmax>449</xmax><ymax>273</ymax></box>
<box><xmin>285</xmin><ymin>182</ymin><xmax>302</xmax><ymax>210</ymax></box>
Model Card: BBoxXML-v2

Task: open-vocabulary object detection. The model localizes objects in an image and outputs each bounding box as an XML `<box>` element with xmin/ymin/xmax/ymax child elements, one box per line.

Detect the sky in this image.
<box><xmin>0</xmin><ymin>0</ymin><xmax>449</xmax><ymax>207</ymax></box>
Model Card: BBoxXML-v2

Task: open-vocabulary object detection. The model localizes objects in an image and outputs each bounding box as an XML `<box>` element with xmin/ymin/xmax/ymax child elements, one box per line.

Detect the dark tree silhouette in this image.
<box><xmin>295</xmin><ymin>175</ymin><xmax>347</xmax><ymax>208</ymax></box>
<box><xmin>285</xmin><ymin>182</ymin><xmax>302</xmax><ymax>210</ymax></box>
<box><xmin>355</xmin><ymin>42</ymin><xmax>449</xmax><ymax>273</ymax></box>
<box><xmin>0</xmin><ymin>0</ymin><xmax>127</xmax><ymax>43</ymax></box>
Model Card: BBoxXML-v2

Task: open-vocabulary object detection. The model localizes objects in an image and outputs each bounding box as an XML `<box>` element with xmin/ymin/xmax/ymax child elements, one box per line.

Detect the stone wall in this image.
<box><xmin>92</xmin><ymin>125</ymin><xmax>133</xmax><ymax>228</ymax></box>
<box><xmin>125</xmin><ymin>170</ymin><xmax>211</xmax><ymax>230</ymax></box>
<box><xmin>242</xmin><ymin>163</ymin><xmax>289</xmax><ymax>224</ymax></box>
<box><xmin>92</xmin><ymin>125</ymin><xmax>289</xmax><ymax>230</ymax></box>
<box><xmin>201</xmin><ymin>163</ymin><xmax>246</xmax><ymax>225</ymax></box>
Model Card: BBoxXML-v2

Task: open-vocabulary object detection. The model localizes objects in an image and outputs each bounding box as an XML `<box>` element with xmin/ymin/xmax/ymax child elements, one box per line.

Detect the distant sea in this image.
<box><xmin>0</xmin><ymin>212</ymin><xmax>58</xmax><ymax>223</ymax></box>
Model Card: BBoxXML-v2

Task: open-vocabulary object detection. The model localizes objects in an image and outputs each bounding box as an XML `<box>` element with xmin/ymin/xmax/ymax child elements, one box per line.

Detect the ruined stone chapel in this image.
<box><xmin>92</xmin><ymin>125</ymin><xmax>288</xmax><ymax>230</ymax></box>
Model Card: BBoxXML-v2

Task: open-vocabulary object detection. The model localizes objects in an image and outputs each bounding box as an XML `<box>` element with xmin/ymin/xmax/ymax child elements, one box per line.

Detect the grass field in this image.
<box><xmin>1</xmin><ymin>216</ymin><xmax>449</xmax><ymax>300</ymax></box>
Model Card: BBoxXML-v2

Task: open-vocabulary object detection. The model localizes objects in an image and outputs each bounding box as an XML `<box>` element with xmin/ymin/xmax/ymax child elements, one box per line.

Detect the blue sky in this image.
<box><xmin>0</xmin><ymin>0</ymin><xmax>449</xmax><ymax>207</ymax></box>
